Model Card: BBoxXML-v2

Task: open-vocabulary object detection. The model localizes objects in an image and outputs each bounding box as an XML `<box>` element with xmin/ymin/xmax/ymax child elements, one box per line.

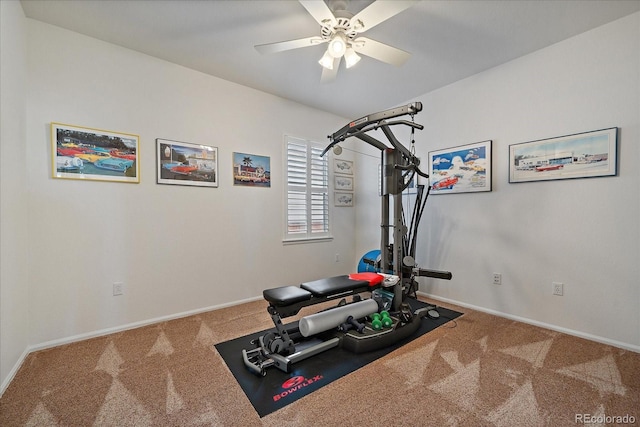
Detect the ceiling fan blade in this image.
<box><xmin>299</xmin><ymin>0</ymin><xmax>337</xmax><ymax>27</ymax></box>
<box><xmin>321</xmin><ymin>57</ymin><xmax>341</xmax><ymax>84</ymax></box>
<box><xmin>255</xmin><ymin>36</ymin><xmax>325</xmax><ymax>54</ymax></box>
<box><xmin>351</xmin><ymin>1</ymin><xmax>418</xmax><ymax>33</ymax></box>
<box><xmin>352</xmin><ymin>37</ymin><xmax>410</xmax><ymax>66</ymax></box>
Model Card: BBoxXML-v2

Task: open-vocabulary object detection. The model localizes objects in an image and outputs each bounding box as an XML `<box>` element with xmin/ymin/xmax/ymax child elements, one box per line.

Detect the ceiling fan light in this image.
<box><xmin>319</xmin><ymin>50</ymin><xmax>334</xmax><ymax>70</ymax></box>
<box><xmin>327</xmin><ymin>32</ymin><xmax>347</xmax><ymax>58</ymax></box>
<box><xmin>344</xmin><ymin>48</ymin><xmax>361</xmax><ymax>68</ymax></box>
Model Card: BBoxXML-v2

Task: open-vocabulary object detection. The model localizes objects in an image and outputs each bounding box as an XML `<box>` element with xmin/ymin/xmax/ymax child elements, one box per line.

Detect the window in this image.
<box><xmin>284</xmin><ymin>135</ymin><xmax>331</xmax><ymax>242</ymax></box>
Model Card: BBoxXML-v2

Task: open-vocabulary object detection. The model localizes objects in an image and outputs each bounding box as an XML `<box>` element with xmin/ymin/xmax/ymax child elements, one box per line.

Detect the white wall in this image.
<box><xmin>24</xmin><ymin>19</ymin><xmax>355</xmax><ymax>348</ymax></box>
<box><xmin>355</xmin><ymin>12</ymin><xmax>640</xmax><ymax>349</ymax></box>
<box><xmin>0</xmin><ymin>0</ymin><xmax>30</xmax><ymax>394</ymax></box>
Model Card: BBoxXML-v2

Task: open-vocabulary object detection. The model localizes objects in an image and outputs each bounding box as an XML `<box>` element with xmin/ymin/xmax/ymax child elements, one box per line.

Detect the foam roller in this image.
<box><xmin>299</xmin><ymin>299</ymin><xmax>378</xmax><ymax>337</ymax></box>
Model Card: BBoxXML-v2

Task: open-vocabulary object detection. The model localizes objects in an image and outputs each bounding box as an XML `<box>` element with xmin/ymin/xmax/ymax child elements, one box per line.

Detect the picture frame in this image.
<box><xmin>428</xmin><ymin>140</ymin><xmax>492</xmax><ymax>194</ymax></box>
<box><xmin>51</xmin><ymin>122</ymin><xmax>140</xmax><ymax>183</ymax></box>
<box><xmin>334</xmin><ymin>158</ymin><xmax>353</xmax><ymax>175</ymax></box>
<box><xmin>334</xmin><ymin>192</ymin><xmax>353</xmax><ymax>207</ymax></box>
<box><xmin>157</xmin><ymin>139</ymin><xmax>218</xmax><ymax>187</ymax></box>
<box><xmin>233</xmin><ymin>152</ymin><xmax>271</xmax><ymax>187</ymax></box>
<box><xmin>509</xmin><ymin>128</ymin><xmax>618</xmax><ymax>183</ymax></box>
<box><xmin>334</xmin><ymin>175</ymin><xmax>353</xmax><ymax>191</ymax></box>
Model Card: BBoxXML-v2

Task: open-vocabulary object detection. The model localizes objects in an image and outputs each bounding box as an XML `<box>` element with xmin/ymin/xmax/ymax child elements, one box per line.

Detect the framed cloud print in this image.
<box><xmin>428</xmin><ymin>140</ymin><xmax>492</xmax><ymax>194</ymax></box>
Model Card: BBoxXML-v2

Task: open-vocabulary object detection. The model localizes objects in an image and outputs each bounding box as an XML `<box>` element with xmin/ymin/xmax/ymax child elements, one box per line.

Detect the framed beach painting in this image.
<box><xmin>157</xmin><ymin>139</ymin><xmax>218</xmax><ymax>187</ymax></box>
<box><xmin>428</xmin><ymin>140</ymin><xmax>492</xmax><ymax>194</ymax></box>
<box><xmin>51</xmin><ymin>122</ymin><xmax>140</xmax><ymax>183</ymax></box>
<box><xmin>509</xmin><ymin>128</ymin><xmax>618</xmax><ymax>183</ymax></box>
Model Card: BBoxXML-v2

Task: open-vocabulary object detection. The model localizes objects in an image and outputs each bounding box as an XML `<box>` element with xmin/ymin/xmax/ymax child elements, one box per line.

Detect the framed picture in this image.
<box><xmin>233</xmin><ymin>152</ymin><xmax>271</xmax><ymax>187</ymax></box>
<box><xmin>51</xmin><ymin>122</ymin><xmax>139</xmax><ymax>183</ymax></box>
<box><xmin>157</xmin><ymin>139</ymin><xmax>218</xmax><ymax>187</ymax></box>
<box><xmin>509</xmin><ymin>128</ymin><xmax>618</xmax><ymax>183</ymax></box>
<box><xmin>335</xmin><ymin>192</ymin><xmax>353</xmax><ymax>207</ymax></box>
<box><xmin>334</xmin><ymin>158</ymin><xmax>353</xmax><ymax>175</ymax></box>
<box><xmin>428</xmin><ymin>140</ymin><xmax>492</xmax><ymax>194</ymax></box>
<box><xmin>334</xmin><ymin>175</ymin><xmax>353</xmax><ymax>191</ymax></box>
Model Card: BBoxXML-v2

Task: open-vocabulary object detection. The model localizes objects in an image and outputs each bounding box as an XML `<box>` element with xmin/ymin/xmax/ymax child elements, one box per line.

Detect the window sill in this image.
<box><xmin>283</xmin><ymin>236</ymin><xmax>334</xmax><ymax>245</ymax></box>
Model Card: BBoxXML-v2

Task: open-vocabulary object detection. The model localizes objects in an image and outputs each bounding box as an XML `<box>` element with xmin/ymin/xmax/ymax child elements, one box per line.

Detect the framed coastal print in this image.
<box><xmin>428</xmin><ymin>140</ymin><xmax>492</xmax><ymax>194</ymax></box>
<box><xmin>51</xmin><ymin>122</ymin><xmax>140</xmax><ymax>183</ymax></box>
<box><xmin>509</xmin><ymin>128</ymin><xmax>618</xmax><ymax>183</ymax></box>
<box><xmin>157</xmin><ymin>139</ymin><xmax>218</xmax><ymax>187</ymax></box>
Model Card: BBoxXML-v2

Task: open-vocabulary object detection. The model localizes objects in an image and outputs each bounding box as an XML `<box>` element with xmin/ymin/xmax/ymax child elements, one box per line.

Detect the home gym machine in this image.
<box><xmin>323</xmin><ymin>101</ymin><xmax>452</xmax><ymax>305</ymax></box>
<box><xmin>242</xmin><ymin>102</ymin><xmax>452</xmax><ymax>376</ymax></box>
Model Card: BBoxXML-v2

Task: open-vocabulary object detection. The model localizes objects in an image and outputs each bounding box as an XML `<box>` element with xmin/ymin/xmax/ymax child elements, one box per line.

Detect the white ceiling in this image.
<box><xmin>20</xmin><ymin>0</ymin><xmax>640</xmax><ymax>119</ymax></box>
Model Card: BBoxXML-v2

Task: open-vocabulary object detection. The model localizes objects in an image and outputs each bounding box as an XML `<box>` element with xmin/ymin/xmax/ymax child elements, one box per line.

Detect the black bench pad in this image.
<box><xmin>263</xmin><ymin>286</ymin><xmax>312</xmax><ymax>306</ymax></box>
<box><xmin>300</xmin><ymin>275</ymin><xmax>369</xmax><ymax>297</ymax></box>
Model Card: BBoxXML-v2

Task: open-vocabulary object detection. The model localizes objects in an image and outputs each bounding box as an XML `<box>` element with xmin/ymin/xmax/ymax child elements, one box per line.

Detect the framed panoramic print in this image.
<box><xmin>233</xmin><ymin>152</ymin><xmax>271</xmax><ymax>187</ymax></box>
<box><xmin>51</xmin><ymin>122</ymin><xmax>140</xmax><ymax>183</ymax></box>
<box><xmin>509</xmin><ymin>128</ymin><xmax>618</xmax><ymax>183</ymax></box>
<box><xmin>157</xmin><ymin>139</ymin><xmax>218</xmax><ymax>187</ymax></box>
<box><xmin>428</xmin><ymin>140</ymin><xmax>492</xmax><ymax>194</ymax></box>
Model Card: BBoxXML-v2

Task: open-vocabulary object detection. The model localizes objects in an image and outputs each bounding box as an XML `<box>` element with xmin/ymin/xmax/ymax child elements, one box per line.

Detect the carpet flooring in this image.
<box><xmin>1</xmin><ymin>296</ymin><xmax>639</xmax><ymax>426</ymax></box>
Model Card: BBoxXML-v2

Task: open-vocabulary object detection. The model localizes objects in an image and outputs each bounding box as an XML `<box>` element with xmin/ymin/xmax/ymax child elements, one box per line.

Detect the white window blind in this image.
<box><xmin>285</xmin><ymin>136</ymin><xmax>330</xmax><ymax>242</ymax></box>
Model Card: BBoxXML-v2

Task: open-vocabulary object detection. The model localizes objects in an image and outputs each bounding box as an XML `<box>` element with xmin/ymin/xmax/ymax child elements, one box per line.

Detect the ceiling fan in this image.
<box><xmin>255</xmin><ymin>0</ymin><xmax>417</xmax><ymax>82</ymax></box>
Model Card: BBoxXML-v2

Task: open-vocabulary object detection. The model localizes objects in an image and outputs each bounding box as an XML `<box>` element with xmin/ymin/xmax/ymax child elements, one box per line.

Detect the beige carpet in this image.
<box><xmin>1</xmin><ymin>297</ymin><xmax>638</xmax><ymax>426</ymax></box>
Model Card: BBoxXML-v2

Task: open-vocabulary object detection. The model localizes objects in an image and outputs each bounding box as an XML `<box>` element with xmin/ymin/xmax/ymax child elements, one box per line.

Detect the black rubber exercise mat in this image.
<box><xmin>215</xmin><ymin>299</ymin><xmax>462</xmax><ymax>417</ymax></box>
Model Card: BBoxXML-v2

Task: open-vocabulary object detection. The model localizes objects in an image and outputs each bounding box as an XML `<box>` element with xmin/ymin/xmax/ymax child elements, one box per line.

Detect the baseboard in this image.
<box><xmin>417</xmin><ymin>291</ymin><xmax>640</xmax><ymax>353</ymax></box>
<box><xmin>30</xmin><ymin>295</ymin><xmax>264</xmax><ymax>353</ymax></box>
<box><xmin>0</xmin><ymin>346</ymin><xmax>30</xmax><ymax>398</ymax></box>
<box><xmin>0</xmin><ymin>295</ymin><xmax>263</xmax><ymax>397</ymax></box>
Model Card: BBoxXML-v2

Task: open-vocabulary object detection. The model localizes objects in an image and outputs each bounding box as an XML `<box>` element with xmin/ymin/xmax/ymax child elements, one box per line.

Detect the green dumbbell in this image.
<box><xmin>380</xmin><ymin>311</ymin><xmax>393</xmax><ymax>328</ymax></box>
<box><xmin>370</xmin><ymin>313</ymin><xmax>382</xmax><ymax>330</ymax></box>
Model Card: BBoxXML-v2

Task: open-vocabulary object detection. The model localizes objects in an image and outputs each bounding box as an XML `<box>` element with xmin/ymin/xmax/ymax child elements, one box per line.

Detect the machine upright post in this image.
<box><xmin>381</xmin><ymin>192</ymin><xmax>390</xmax><ymax>272</ymax></box>
<box><xmin>382</xmin><ymin>147</ymin><xmax>408</xmax><ymax>311</ymax></box>
<box><xmin>381</xmin><ymin>149</ymin><xmax>396</xmax><ymax>274</ymax></box>
<box><xmin>393</xmin><ymin>191</ymin><xmax>403</xmax><ymax>311</ymax></box>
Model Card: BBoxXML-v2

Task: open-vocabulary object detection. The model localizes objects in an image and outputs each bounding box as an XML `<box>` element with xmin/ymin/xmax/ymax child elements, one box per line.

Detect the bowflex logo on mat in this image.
<box><xmin>273</xmin><ymin>374</ymin><xmax>324</xmax><ymax>401</ymax></box>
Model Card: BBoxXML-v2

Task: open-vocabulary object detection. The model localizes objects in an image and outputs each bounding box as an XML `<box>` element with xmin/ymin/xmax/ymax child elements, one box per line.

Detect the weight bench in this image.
<box><xmin>263</xmin><ymin>273</ymin><xmax>383</xmax><ymax>317</ymax></box>
<box><xmin>243</xmin><ymin>273</ymin><xmax>384</xmax><ymax>375</ymax></box>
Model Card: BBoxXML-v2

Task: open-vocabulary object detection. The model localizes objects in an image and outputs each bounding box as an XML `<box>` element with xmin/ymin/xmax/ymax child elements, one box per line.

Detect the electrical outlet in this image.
<box><xmin>113</xmin><ymin>282</ymin><xmax>124</xmax><ymax>296</ymax></box>
<box><xmin>335</xmin><ymin>253</ymin><xmax>340</xmax><ymax>263</ymax></box>
<box><xmin>493</xmin><ymin>273</ymin><xmax>502</xmax><ymax>285</ymax></box>
<box><xmin>553</xmin><ymin>282</ymin><xmax>563</xmax><ymax>296</ymax></box>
